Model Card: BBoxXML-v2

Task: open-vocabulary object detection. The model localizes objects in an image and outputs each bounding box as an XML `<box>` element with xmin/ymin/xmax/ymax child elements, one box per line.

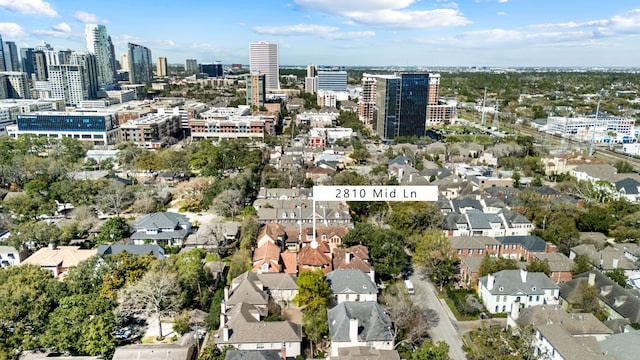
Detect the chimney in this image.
<box><xmin>219</xmin><ymin>313</ymin><xmax>226</xmax><ymax>329</ymax></box>
<box><xmin>48</xmin><ymin>243</ymin><xmax>56</xmax><ymax>251</ymax></box>
<box><xmin>349</xmin><ymin>318</ymin><xmax>359</xmax><ymax>342</ymax></box>
<box><xmin>613</xmin><ymin>258</ymin><xmax>619</xmax><ymax>269</ymax></box>
<box><xmin>487</xmin><ymin>274</ymin><xmax>495</xmax><ymax>290</ymax></box>
<box><xmin>345</xmin><ymin>252</ymin><xmax>351</xmax><ymax>264</ymax></box>
<box><xmin>520</xmin><ymin>269</ymin><xmax>528</xmax><ymax>283</ymax></box>
<box><xmin>224</xmin><ymin>287</ymin><xmax>229</xmax><ymax>302</ymax></box>
<box><xmin>223</xmin><ymin>325</ymin><xmax>229</xmax><ymax>342</ymax></box>
<box><xmin>588</xmin><ymin>272</ymin><xmax>596</xmax><ymax>286</ymax></box>
<box><xmin>280</xmin><ymin>344</ymin><xmax>287</xmax><ymax>359</ymax></box>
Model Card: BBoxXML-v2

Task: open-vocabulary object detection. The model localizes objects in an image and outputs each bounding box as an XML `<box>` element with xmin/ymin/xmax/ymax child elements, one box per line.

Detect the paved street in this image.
<box><xmin>409</xmin><ymin>273</ymin><xmax>467</xmax><ymax>360</ymax></box>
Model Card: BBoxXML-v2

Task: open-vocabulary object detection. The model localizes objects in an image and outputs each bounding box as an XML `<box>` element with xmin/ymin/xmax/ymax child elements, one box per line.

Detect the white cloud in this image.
<box><xmin>0</xmin><ymin>23</ymin><xmax>25</xmax><ymax>38</ymax></box>
<box><xmin>252</xmin><ymin>23</ymin><xmax>375</xmax><ymax>40</ymax></box>
<box><xmin>0</xmin><ymin>0</ymin><xmax>57</xmax><ymax>17</ymax></box>
<box><xmin>74</xmin><ymin>11</ymin><xmax>107</xmax><ymax>24</ymax></box>
<box><xmin>497</xmin><ymin>11</ymin><xmax>507</xmax><ymax>16</ymax></box>
<box><xmin>52</xmin><ymin>22</ymin><xmax>71</xmax><ymax>33</ymax></box>
<box><xmin>292</xmin><ymin>0</ymin><xmax>470</xmax><ymax>29</ymax></box>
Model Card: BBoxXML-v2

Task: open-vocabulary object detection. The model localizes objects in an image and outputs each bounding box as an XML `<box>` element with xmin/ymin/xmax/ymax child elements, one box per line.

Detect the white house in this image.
<box><xmin>326</xmin><ymin>269</ymin><xmax>377</xmax><ymax>304</ymax></box>
<box><xmin>327</xmin><ymin>302</ymin><xmax>394</xmax><ymax>357</ymax></box>
<box><xmin>478</xmin><ymin>269</ymin><xmax>559</xmax><ymax>314</ymax></box>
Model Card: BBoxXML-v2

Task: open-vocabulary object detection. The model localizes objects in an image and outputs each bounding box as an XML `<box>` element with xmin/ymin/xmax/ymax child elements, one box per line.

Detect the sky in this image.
<box><xmin>0</xmin><ymin>0</ymin><xmax>639</xmax><ymax>67</ymax></box>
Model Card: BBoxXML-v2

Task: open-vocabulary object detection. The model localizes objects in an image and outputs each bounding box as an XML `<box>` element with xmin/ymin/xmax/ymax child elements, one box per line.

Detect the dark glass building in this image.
<box><xmin>17</xmin><ymin>112</ymin><xmax>116</xmax><ymax>132</ymax></box>
<box><xmin>398</xmin><ymin>73</ymin><xmax>430</xmax><ymax>137</ymax></box>
<box><xmin>127</xmin><ymin>43</ymin><xmax>153</xmax><ymax>86</ymax></box>
<box><xmin>200</xmin><ymin>62</ymin><xmax>223</xmax><ymax>77</ymax></box>
<box><xmin>374</xmin><ymin>76</ymin><xmax>400</xmax><ymax>140</ymax></box>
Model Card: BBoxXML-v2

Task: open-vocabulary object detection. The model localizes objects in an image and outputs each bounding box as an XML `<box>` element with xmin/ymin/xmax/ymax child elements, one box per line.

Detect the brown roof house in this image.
<box><xmin>21</xmin><ymin>244</ymin><xmax>96</xmax><ymax>278</ymax></box>
<box><xmin>298</xmin><ymin>239</ymin><xmax>332</xmax><ymax>274</ymax></box>
<box><xmin>332</xmin><ymin>245</ymin><xmax>374</xmax><ymax>282</ymax></box>
<box><xmin>252</xmin><ymin>241</ymin><xmax>282</xmax><ymax>273</ymax></box>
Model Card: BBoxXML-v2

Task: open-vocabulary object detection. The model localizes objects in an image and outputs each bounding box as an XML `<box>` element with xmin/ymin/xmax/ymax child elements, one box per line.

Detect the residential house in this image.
<box><xmin>442</xmin><ymin>213</ymin><xmax>470</xmax><ymax>237</ymax></box>
<box><xmin>478</xmin><ymin>269</ymin><xmax>560</xmax><ymax>314</ymax></box>
<box><xmin>533</xmin><ymin>323</ymin><xmax>610</xmax><ymax>360</ymax></box>
<box><xmin>598</xmin><ymin>330</ymin><xmax>640</xmax><ymax>360</ymax></box>
<box><xmin>252</xmin><ymin>241</ymin><xmax>282</xmax><ymax>273</ymax></box>
<box><xmin>495</xmin><ymin>235</ymin><xmax>555</xmax><ymax>262</ymax></box>
<box><xmin>460</xmin><ymin>256</ymin><xmax>485</xmax><ymax>288</ymax></box>
<box><xmin>96</xmin><ymin>244</ymin><xmax>166</xmax><ymax>260</ymax></box>
<box><xmin>450</xmin><ymin>236</ymin><xmax>500</xmax><ymax>258</ymax></box>
<box><xmin>112</xmin><ymin>340</ymin><xmax>196</xmax><ymax>360</ymax></box>
<box><xmin>21</xmin><ymin>244</ymin><xmax>96</xmax><ymax>278</ymax></box>
<box><xmin>560</xmin><ymin>270</ymin><xmax>640</xmax><ymax>323</ymax></box>
<box><xmin>533</xmin><ymin>253</ymin><xmax>573</xmax><ymax>283</ymax></box>
<box><xmin>501</xmin><ymin>210</ymin><xmax>534</xmax><ymax>236</ymax></box>
<box><xmin>0</xmin><ymin>245</ymin><xmax>28</xmax><ymax>267</ymax></box>
<box><xmin>257</xmin><ymin>223</ymin><xmax>287</xmax><ymax>249</ymax></box>
<box><xmin>570</xmin><ymin>244</ymin><xmax>640</xmax><ymax>279</ymax></box>
<box><xmin>131</xmin><ymin>212</ymin><xmax>191</xmax><ymax>246</ymax></box>
<box><xmin>466</xmin><ymin>211</ymin><xmax>505</xmax><ymax>237</ymax></box>
<box><xmin>298</xmin><ymin>240</ymin><xmax>332</xmax><ymax>273</ymax></box>
<box><xmin>224</xmin><ymin>350</ymin><xmax>284</xmax><ymax>360</ymax></box>
<box><xmin>327</xmin><ymin>301</ymin><xmax>394</xmax><ymax>357</ymax></box>
<box><xmin>253</xmin><ymin>199</ymin><xmax>351</xmax><ymax>226</ymax></box>
<box><xmin>326</xmin><ymin>269</ymin><xmax>377</xmax><ymax>304</ymax></box>
<box><xmin>332</xmin><ymin>245</ymin><xmax>374</xmax><ymax>282</ymax></box>
<box><xmin>511</xmin><ymin>304</ymin><xmax>612</xmax><ymax>340</ymax></box>
<box><xmin>224</xmin><ymin>272</ymin><xmax>269</xmax><ymax>313</ymax></box>
<box><xmin>254</xmin><ymin>272</ymin><xmax>298</xmax><ymax>308</ymax></box>
<box><xmin>542</xmin><ymin>153</ymin><xmax>606</xmax><ymax>176</ymax></box>
<box><xmin>257</xmin><ymin>187</ymin><xmax>312</xmax><ymax>200</ymax></box>
<box><xmin>330</xmin><ymin>347</ymin><xmax>400</xmax><ymax>360</ymax></box>
<box><xmin>615</xmin><ymin>178</ymin><xmax>640</xmax><ymax>202</ymax></box>
<box><xmin>571</xmin><ymin>164</ymin><xmax>618</xmax><ymax>183</ymax></box>
<box><xmin>20</xmin><ymin>351</ymin><xmax>102</xmax><ymax>360</ymax></box>
<box><xmin>217</xmin><ymin>302</ymin><xmax>302</xmax><ymax>358</ymax></box>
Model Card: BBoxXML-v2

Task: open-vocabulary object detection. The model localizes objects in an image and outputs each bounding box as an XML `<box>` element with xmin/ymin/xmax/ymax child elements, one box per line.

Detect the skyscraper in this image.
<box><xmin>200</xmin><ymin>62</ymin><xmax>223</xmax><ymax>77</ymax></box>
<box><xmin>317</xmin><ymin>70</ymin><xmax>347</xmax><ymax>92</ymax></box>
<box><xmin>156</xmin><ymin>56</ymin><xmax>168</xmax><ymax>77</ymax></box>
<box><xmin>359</xmin><ymin>74</ymin><xmax>377</xmax><ymax>127</ymax></box>
<box><xmin>3</xmin><ymin>42</ymin><xmax>19</xmax><ymax>72</ymax></box>
<box><xmin>20</xmin><ymin>48</ymin><xmax>35</xmax><ymax>77</ymax></box>
<box><xmin>398</xmin><ymin>73</ymin><xmax>430</xmax><ymax>137</ymax></box>
<box><xmin>185</xmin><ymin>59</ymin><xmax>198</xmax><ymax>73</ymax></box>
<box><xmin>0</xmin><ymin>35</ymin><xmax>6</xmax><ymax>71</ymax></box>
<box><xmin>249</xmin><ymin>41</ymin><xmax>279</xmax><ymax>90</ymax></box>
<box><xmin>85</xmin><ymin>24</ymin><xmax>116</xmax><ymax>87</ymax></box>
<box><xmin>305</xmin><ymin>64</ymin><xmax>317</xmax><ymax>94</ymax></box>
<box><xmin>32</xmin><ymin>50</ymin><xmax>48</xmax><ymax>81</ymax></box>
<box><xmin>246</xmin><ymin>72</ymin><xmax>266</xmax><ymax>109</ymax></box>
<box><xmin>120</xmin><ymin>53</ymin><xmax>129</xmax><ymax>72</ymax></box>
<box><xmin>127</xmin><ymin>43</ymin><xmax>153</xmax><ymax>86</ymax></box>
<box><xmin>374</xmin><ymin>75</ymin><xmax>401</xmax><ymax>139</ymax></box>
<box><xmin>0</xmin><ymin>72</ymin><xmax>31</xmax><ymax>99</ymax></box>
<box><xmin>48</xmin><ymin>52</ymin><xmax>98</xmax><ymax>105</ymax></box>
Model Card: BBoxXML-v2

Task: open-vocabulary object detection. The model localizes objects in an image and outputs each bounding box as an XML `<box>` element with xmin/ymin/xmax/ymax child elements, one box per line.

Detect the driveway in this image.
<box><xmin>409</xmin><ymin>273</ymin><xmax>467</xmax><ymax>360</ymax></box>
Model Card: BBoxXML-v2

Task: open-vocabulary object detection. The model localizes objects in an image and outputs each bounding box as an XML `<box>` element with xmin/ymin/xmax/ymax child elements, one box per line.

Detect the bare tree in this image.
<box><xmin>381</xmin><ymin>283</ymin><xmax>439</xmax><ymax>347</ymax></box>
<box><xmin>212</xmin><ymin>189</ymin><xmax>244</xmax><ymax>218</ymax></box>
<box><xmin>96</xmin><ymin>180</ymin><xmax>134</xmax><ymax>216</ymax></box>
<box><xmin>116</xmin><ymin>270</ymin><xmax>182</xmax><ymax>339</ymax></box>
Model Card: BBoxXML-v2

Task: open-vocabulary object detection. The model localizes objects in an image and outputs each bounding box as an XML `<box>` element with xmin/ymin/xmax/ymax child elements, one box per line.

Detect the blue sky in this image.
<box><xmin>0</xmin><ymin>0</ymin><xmax>639</xmax><ymax>67</ymax></box>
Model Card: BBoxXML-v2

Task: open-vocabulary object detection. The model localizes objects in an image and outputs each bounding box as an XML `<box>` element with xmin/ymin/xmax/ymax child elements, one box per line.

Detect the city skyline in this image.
<box><xmin>0</xmin><ymin>0</ymin><xmax>638</xmax><ymax>67</ymax></box>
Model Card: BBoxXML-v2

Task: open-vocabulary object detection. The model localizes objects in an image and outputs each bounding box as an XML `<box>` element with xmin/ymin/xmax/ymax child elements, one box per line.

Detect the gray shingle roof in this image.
<box><xmin>134</xmin><ymin>212</ymin><xmax>190</xmax><ymax>229</ymax></box>
<box><xmin>326</xmin><ymin>269</ymin><xmax>377</xmax><ymax>295</ymax></box>
<box><xmin>599</xmin><ymin>330</ymin><xmax>640</xmax><ymax>360</ymax></box>
<box><xmin>224</xmin><ymin>350</ymin><xmax>282</xmax><ymax>360</ymax></box>
<box><xmin>536</xmin><ymin>324</ymin><xmax>609</xmax><ymax>360</ymax></box>
<box><xmin>96</xmin><ymin>244</ymin><xmax>166</xmax><ymax>260</ymax></box>
<box><xmin>451</xmin><ymin>198</ymin><xmax>483</xmax><ymax>213</ymax></box>
<box><xmin>219</xmin><ymin>302</ymin><xmax>302</xmax><ymax>343</ymax></box>
<box><xmin>466</xmin><ymin>211</ymin><xmax>503</xmax><ymax>230</ymax></box>
<box><xmin>479</xmin><ymin>269</ymin><xmax>559</xmax><ymax>296</ymax></box>
<box><xmin>495</xmin><ymin>235</ymin><xmax>547</xmax><ymax>252</ymax></box>
<box><xmin>328</xmin><ymin>301</ymin><xmax>393</xmax><ymax>343</ymax></box>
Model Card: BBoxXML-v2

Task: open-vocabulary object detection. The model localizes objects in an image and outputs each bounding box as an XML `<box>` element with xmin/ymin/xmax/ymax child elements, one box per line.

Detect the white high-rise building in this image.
<box><xmin>120</xmin><ymin>53</ymin><xmax>129</xmax><ymax>72</ymax></box>
<box><xmin>249</xmin><ymin>41</ymin><xmax>279</xmax><ymax>90</ymax></box>
<box><xmin>185</xmin><ymin>59</ymin><xmax>198</xmax><ymax>73</ymax></box>
<box><xmin>48</xmin><ymin>52</ymin><xmax>98</xmax><ymax>106</ymax></box>
<box><xmin>85</xmin><ymin>24</ymin><xmax>116</xmax><ymax>87</ymax></box>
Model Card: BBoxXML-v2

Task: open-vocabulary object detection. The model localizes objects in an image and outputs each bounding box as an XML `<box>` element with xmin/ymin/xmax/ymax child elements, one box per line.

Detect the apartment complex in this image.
<box><xmin>120</xmin><ymin>113</ymin><xmax>181</xmax><ymax>148</ymax></box>
<box><xmin>156</xmin><ymin>56</ymin><xmax>168</xmax><ymax>77</ymax></box>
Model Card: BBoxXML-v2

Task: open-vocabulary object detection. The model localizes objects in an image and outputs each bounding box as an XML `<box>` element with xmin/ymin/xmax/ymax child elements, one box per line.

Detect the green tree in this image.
<box><xmin>526</xmin><ymin>258</ymin><xmax>551</xmax><ymax>276</ymax></box>
<box><xmin>610</xmin><ymin>211</ymin><xmax>640</xmax><ymax>242</ymax></box>
<box><xmin>172</xmin><ymin>249</ymin><xmax>212</xmax><ymax>309</ymax></box>
<box><xmin>463</xmin><ymin>325</ymin><xmax>537</xmax><ymax>360</ymax></box>
<box><xmin>8</xmin><ymin>220</ymin><xmax>62</xmax><ymax>249</ymax></box>
<box><xmin>614</xmin><ymin>160</ymin><xmax>634</xmax><ymax>173</ymax></box>
<box><xmin>571</xmin><ymin>254</ymin><xmax>594</xmax><ymax>275</ymax></box>
<box><xmin>293</xmin><ymin>270</ymin><xmax>331</xmax><ymax>356</ymax></box>
<box><xmin>412</xmin><ymin>341</ymin><xmax>451</xmax><ymax>360</ymax></box>
<box><xmin>96</xmin><ymin>216</ymin><xmax>130</xmax><ymax>244</ymax></box>
<box><xmin>388</xmin><ymin>202</ymin><xmax>443</xmax><ymax>246</ymax></box>
<box><xmin>41</xmin><ymin>294</ymin><xmax>116</xmax><ymax>358</ymax></box>
<box><xmin>99</xmin><ymin>252</ymin><xmax>158</xmax><ymax>299</ymax></box>
<box><xmin>342</xmin><ymin>223</ymin><xmax>407</xmax><ymax>280</ymax></box>
<box><xmin>512</xmin><ymin>170</ymin><xmax>522</xmax><ymax>188</ymax></box>
<box><xmin>172</xmin><ymin>310</ymin><xmax>191</xmax><ymax>335</ymax></box>
<box><xmin>477</xmin><ymin>255</ymin><xmax>519</xmax><ymax>277</ymax></box>
<box><xmin>605</xmin><ymin>268</ymin><xmax>628</xmax><ymax>288</ymax></box>
<box><xmin>577</xmin><ymin>204</ymin><xmax>613</xmax><ymax>234</ymax></box>
<box><xmin>226</xmin><ymin>249</ymin><xmax>252</xmax><ymax>283</ymax></box>
<box><xmin>571</xmin><ymin>282</ymin><xmax>608</xmax><ymax>321</ymax></box>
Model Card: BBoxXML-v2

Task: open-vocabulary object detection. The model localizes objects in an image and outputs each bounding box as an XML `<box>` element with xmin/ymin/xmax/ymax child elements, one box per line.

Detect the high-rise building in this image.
<box><xmin>359</xmin><ymin>74</ymin><xmax>377</xmax><ymax>127</ymax></box>
<box><xmin>185</xmin><ymin>59</ymin><xmax>198</xmax><ymax>73</ymax></box>
<box><xmin>372</xmin><ymin>73</ymin><xmax>447</xmax><ymax>139</ymax></box>
<box><xmin>305</xmin><ymin>64</ymin><xmax>318</xmax><ymax>93</ymax></box>
<box><xmin>317</xmin><ymin>70</ymin><xmax>347</xmax><ymax>92</ymax></box>
<box><xmin>127</xmin><ymin>43</ymin><xmax>153</xmax><ymax>86</ymax></box>
<box><xmin>0</xmin><ymin>72</ymin><xmax>31</xmax><ymax>98</ymax></box>
<box><xmin>249</xmin><ymin>41</ymin><xmax>279</xmax><ymax>90</ymax></box>
<box><xmin>246</xmin><ymin>72</ymin><xmax>265</xmax><ymax>109</ymax></box>
<box><xmin>33</xmin><ymin>50</ymin><xmax>48</xmax><ymax>81</ymax></box>
<box><xmin>156</xmin><ymin>56</ymin><xmax>168</xmax><ymax>77</ymax></box>
<box><xmin>200</xmin><ymin>61</ymin><xmax>223</xmax><ymax>77</ymax></box>
<box><xmin>48</xmin><ymin>52</ymin><xmax>98</xmax><ymax>105</ymax></box>
<box><xmin>0</xmin><ymin>74</ymin><xmax>7</xmax><ymax>99</ymax></box>
<box><xmin>374</xmin><ymin>75</ymin><xmax>401</xmax><ymax>139</ymax></box>
<box><xmin>120</xmin><ymin>53</ymin><xmax>129</xmax><ymax>72</ymax></box>
<box><xmin>20</xmin><ymin>48</ymin><xmax>35</xmax><ymax>77</ymax></box>
<box><xmin>85</xmin><ymin>24</ymin><xmax>116</xmax><ymax>87</ymax></box>
<box><xmin>398</xmin><ymin>73</ymin><xmax>430</xmax><ymax>137</ymax></box>
<box><xmin>0</xmin><ymin>35</ymin><xmax>5</xmax><ymax>71</ymax></box>
<box><xmin>307</xmin><ymin>64</ymin><xmax>317</xmax><ymax>78</ymax></box>
<box><xmin>3</xmin><ymin>42</ymin><xmax>19</xmax><ymax>72</ymax></box>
